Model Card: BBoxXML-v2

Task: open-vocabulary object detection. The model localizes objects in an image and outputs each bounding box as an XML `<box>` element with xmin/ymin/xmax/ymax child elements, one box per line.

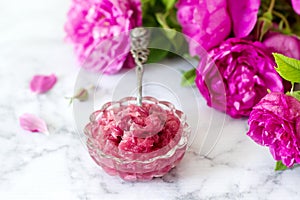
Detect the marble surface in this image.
<box><xmin>1</xmin><ymin>0</ymin><xmax>300</xmax><ymax>199</ymax></box>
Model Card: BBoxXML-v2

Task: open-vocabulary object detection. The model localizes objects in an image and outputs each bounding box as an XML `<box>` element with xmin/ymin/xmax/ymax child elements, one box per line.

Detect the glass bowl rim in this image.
<box><xmin>84</xmin><ymin>96</ymin><xmax>191</xmax><ymax>164</ymax></box>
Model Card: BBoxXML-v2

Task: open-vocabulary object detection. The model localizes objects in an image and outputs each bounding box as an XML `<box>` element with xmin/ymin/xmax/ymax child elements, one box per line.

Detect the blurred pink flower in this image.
<box><xmin>196</xmin><ymin>38</ymin><xmax>284</xmax><ymax>118</ymax></box>
<box><xmin>176</xmin><ymin>0</ymin><xmax>231</xmax><ymax>56</ymax></box>
<box><xmin>292</xmin><ymin>0</ymin><xmax>300</xmax><ymax>15</ymax></box>
<box><xmin>65</xmin><ymin>0</ymin><xmax>142</xmax><ymax>74</ymax></box>
<box><xmin>228</xmin><ymin>0</ymin><xmax>260</xmax><ymax>38</ymax></box>
<box><xmin>247</xmin><ymin>92</ymin><xmax>300</xmax><ymax>167</ymax></box>
<box><xmin>30</xmin><ymin>74</ymin><xmax>57</xmax><ymax>94</ymax></box>
<box><xmin>263</xmin><ymin>32</ymin><xmax>300</xmax><ymax>60</ymax></box>
<box><xmin>176</xmin><ymin>0</ymin><xmax>260</xmax><ymax>55</ymax></box>
<box><xmin>19</xmin><ymin>113</ymin><xmax>49</xmax><ymax>134</ymax></box>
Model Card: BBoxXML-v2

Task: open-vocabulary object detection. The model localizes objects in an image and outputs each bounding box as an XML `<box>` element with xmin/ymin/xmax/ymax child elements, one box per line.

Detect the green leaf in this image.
<box><xmin>141</xmin><ymin>14</ymin><xmax>155</xmax><ymax>27</ymax></box>
<box><xmin>141</xmin><ymin>0</ymin><xmax>160</xmax><ymax>27</ymax></box>
<box><xmin>146</xmin><ymin>29</ymin><xmax>172</xmax><ymax>63</ymax></box>
<box><xmin>181</xmin><ymin>68</ymin><xmax>196</xmax><ymax>87</ymax></box>
<box><xmin>141</xmin><ymin>0</ymin><xmax>156</xmax><ymax>7</ymax></box>
<box><xmin>275</xmin><ymin>160</ymin><xmax>288</xmax><ymax>171</ymax></box>
<box><xmin>256</xmin><ymin>16</ymin><xmax>273</xmax><ymax>41</ymax></box>
<box><xmin>167</xmin><ymin>9</ymin><xmax>182</xmax><ymax>31</ymax></box>
<box><xmin>171</xmin><ymin>33</ymin><xmax>188</xmax><ymax>54</ymax></box>
<box><xmin>290</xmin><ymin>91</ymin><xmax>300</xmax><ymax>101</ymax></box>
<box><xmin>155</xmin><ymin>13</ymin><xmax>171</xmax><ymax>29</ymax></box>
<box><xmin>262</xmin><ymin>11</ymin><xmax>273</xmax><ymax>21</ymax></box>
<box><xmin>273</xmin><ymin>53</ymin><xmax>300</xmax><ymax>83</ymax></box>
<box><xmin>292</xmin><ymin>91</ymin><xmax>300</xmax><ymax>101</ymax></box>
<box><xmin>183</xmin><ymin>53</ymin><xmax>200</xmax><ymax>61</ymax></box>
<box><xmin>278</xmin><ymin>20</ymin><xmax>284</xmax><ymax>30</ymax></box>
<box><xmin>154</xmin><ymin>15</ymin><xmax>187</xmax><ymax>53</ymax></box>
<box><xmin>162</xmin><ymin>0</ymin><xmax>177</xmax><ymax>11</ymax></box>
<box><xmin>147</xmin><ymin>49</ymin><xmax>169</xmax><ymax>63</ymax></box>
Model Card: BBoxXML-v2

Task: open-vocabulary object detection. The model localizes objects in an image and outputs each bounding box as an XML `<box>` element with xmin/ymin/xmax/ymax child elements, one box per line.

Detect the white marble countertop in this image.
<box><xmin>1</xmin><ymin>0</ymin><xmax>300</xmax><ymax>199</ymax></box>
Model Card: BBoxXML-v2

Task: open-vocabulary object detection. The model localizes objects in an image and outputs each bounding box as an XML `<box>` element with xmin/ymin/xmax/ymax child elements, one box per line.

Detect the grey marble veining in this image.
<box><xmin>0</xmin><ymin>0</ymin><xmax>300</xmax><ymax>199</ymax></box>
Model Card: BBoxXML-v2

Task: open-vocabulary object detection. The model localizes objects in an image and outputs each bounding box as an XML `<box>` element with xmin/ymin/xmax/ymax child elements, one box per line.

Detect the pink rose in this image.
<box><xmin>195</xmin><ymin>38</ymin><xmax>284</xmax><ymax>118</ymax></box>
<box><xmin>263</xmin><ymin>32</ymin><xmax>300</xmax><ymax>60</ymax></box>
<box><xmin>176</xmin><ymin>0</ymin><xmax>260</xmax><ymax>55</ymax></box>
<box><xmin>292</xmin><ymin>0</ymin><xmax>300</xmax><ymax>15</ymax></box>
<box><xmin>227</xmin><ymin>0</ymin><xmax>260</xmax><ymax>38</ymax></box>
<box><xmin>247</xmin><ymin>93</ymin><xmax>300</xmax><ymax>167</ymax></box>
<box><xmin>65</xmin><ymin>0</ymin><xmax>142</xmax><ymax>74</ymax></box>
<box><xmin>176</xmin><ymin>0</ymin><xmax>231</xmax><ymax>56</ymax></box>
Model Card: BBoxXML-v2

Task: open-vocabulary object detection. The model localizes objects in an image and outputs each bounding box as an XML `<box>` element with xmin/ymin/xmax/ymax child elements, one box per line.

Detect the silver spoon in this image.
<box><xmin>130</xmin><ymin>27</ymin><xmax>150</xmax><ymax>106</ymax></box>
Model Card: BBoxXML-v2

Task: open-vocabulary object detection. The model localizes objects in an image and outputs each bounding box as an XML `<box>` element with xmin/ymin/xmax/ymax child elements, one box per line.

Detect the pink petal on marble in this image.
<box><xmin>19</xmin><ymin>113</ymin><xmax>49</xmax><ymax>134</ymax></box>
<box><xmin>292</xmin><ymin>0</ymin><xmax>300</xmax><ymax>15</ymax></box>
<box><xmin>30</xmin><ymin>74</ymin><xmax>57</xmax><ymax>94</ymax></box>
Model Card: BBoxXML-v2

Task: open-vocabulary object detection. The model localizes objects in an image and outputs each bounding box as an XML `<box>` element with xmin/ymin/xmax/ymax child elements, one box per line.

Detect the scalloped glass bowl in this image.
<box><xmin>84</xmin><ymin>96</ymin><xmax>191</xmax><ymax>181</ymax></box>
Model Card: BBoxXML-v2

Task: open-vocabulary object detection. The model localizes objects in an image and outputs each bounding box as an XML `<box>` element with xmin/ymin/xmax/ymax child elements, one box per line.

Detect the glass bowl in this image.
<box><xmin>84</xmin><ymin>96</ymin><xmax>190</xmax><ymax>181</ymax></box>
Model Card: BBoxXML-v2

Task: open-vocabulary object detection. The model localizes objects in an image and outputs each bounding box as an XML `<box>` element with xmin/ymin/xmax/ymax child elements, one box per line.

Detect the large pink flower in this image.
<box><xmin>247</xmin><ymin>92</ymin><xmax>300</xmax><ymax>167</ymax></box>
<box><xmin>176</xmin><ymin>0</ymin><xmax>260</xmax><ymax>55</ymax></box>
<box><xmin>196</xmin><ymin>38</ymin><xmax>284</xmax><ymax>118</ymax></box>
<box><xmin>65</xmin><ymin>0</ymin><xmax>142</xmax><ymax>74</ymax></box>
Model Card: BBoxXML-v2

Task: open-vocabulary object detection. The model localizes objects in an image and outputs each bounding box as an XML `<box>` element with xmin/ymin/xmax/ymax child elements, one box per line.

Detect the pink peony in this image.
<box><xmin>195</xmin><ymin>38</ymin><xmax>284</xmax><ymax>118</ymax></box>
<box><xmin>292</xmin><ymin>0</ymin><xmax>300</xmax><ymax>15</ymax></box>
<box><xmin>263</xmin><ymin>32</ymin><xmax>300</xmax><ymax>60</ymax></box>
<box><xmin>228</xmin><ymin>0</ymin><xmax>260</xmax><ymax>38</ymax></box>
<box><xmin>176</xmin><ymin>0</ymin><xmax>231</xmax><ymax>56</ymax></box>
<box><xmin>247</xmin><ymin>93</ymin><xmax>300</xmax><ymax>167</ymax></box>
<box><xmin>176</xmin><ymin>0</ymin><xmax>260</xmax><ymax>55</ymax></box>
<box><xmin>65</xmin><ymin>0</ymin><xmax>142</xmax><ymax>74</ymax></box>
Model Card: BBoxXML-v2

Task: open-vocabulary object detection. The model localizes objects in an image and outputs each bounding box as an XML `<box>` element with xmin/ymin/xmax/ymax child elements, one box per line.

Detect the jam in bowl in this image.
<box><xmin>84</xmin><ymin>96</ymin><xmax>190</xmax><ymax>181</ymax></box>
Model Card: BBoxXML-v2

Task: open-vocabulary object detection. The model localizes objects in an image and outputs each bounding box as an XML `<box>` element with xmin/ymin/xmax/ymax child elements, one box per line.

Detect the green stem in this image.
<box><xmin>291</xmin><ymin>82</ymin><xmax>295</xmax><ymax>94</ymax></box>
<box><xmin>272</xmin><ymin>10</ymin><xmax>291</xmax><ymax>32</ymax></box>
<box><xmin>268</xmin><ymin>0</ymin><xmax>276</xmax><ymax>13</ymax></box>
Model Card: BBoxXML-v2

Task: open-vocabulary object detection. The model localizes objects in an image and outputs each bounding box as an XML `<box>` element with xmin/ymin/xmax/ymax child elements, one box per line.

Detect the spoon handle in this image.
<box><xmin>130</xmin><ymin>27</ymin><xmax>150</xmax><ymax>106</ymax></box>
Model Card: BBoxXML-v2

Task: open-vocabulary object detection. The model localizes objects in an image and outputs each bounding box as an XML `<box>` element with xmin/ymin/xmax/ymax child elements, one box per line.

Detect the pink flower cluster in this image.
<box><xmin>176</xmin><ymin>0</ymin><xmax>260</xmax><ymax>55</ymax></box>
<box><xmin>177</xmin><ymin>0</ymin><xmax>300</xmax><ymax>55</ymax></box>
<box><xmin>196</xmin><ymin>38</ymin><xmax>283</xmax><ymax>118</ymax></box>
<box><xmin>65</xmin><ymin>0</ymin><xmax>142</xmax><ymax>74</ymax></box>
<box><xmin>177</xmin><ymin>0</ymin><xmax>300</xmax><ymax>119</ymax></box>
<box><xmin>247</xmin><ymin>93</ymin><xmax>300</xmax><ymax>167</ymax></box>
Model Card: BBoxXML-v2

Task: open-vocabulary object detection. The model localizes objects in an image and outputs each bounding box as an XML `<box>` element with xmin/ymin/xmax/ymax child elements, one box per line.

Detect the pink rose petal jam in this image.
<box><xmin>84</xmin><ymin>97</ymin><xmax>190</xmax><ymax>181</ymax></box>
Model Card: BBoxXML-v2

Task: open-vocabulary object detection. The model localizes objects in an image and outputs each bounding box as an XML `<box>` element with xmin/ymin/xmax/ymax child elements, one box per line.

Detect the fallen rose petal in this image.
<box><xmin>292</xmin><ymin>0</ymin><xmax>300</xmax><ymax>15</ymax></box>
<box><xmin>30</xmin><ymin>74</ymin><xmax>57</xmax><ymax>94</ymax></box>
<box><xmin>19</xmin><ymin>113</ymin><xmax>49</xmax><ymax>134</ymax></box>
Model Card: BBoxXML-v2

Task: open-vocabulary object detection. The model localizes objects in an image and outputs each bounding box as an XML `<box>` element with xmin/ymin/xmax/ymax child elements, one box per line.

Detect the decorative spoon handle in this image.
<box><xmin>130</xmin><ymin>27</ymin><xmax>150</xmax><ymax>106</ymax></box>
